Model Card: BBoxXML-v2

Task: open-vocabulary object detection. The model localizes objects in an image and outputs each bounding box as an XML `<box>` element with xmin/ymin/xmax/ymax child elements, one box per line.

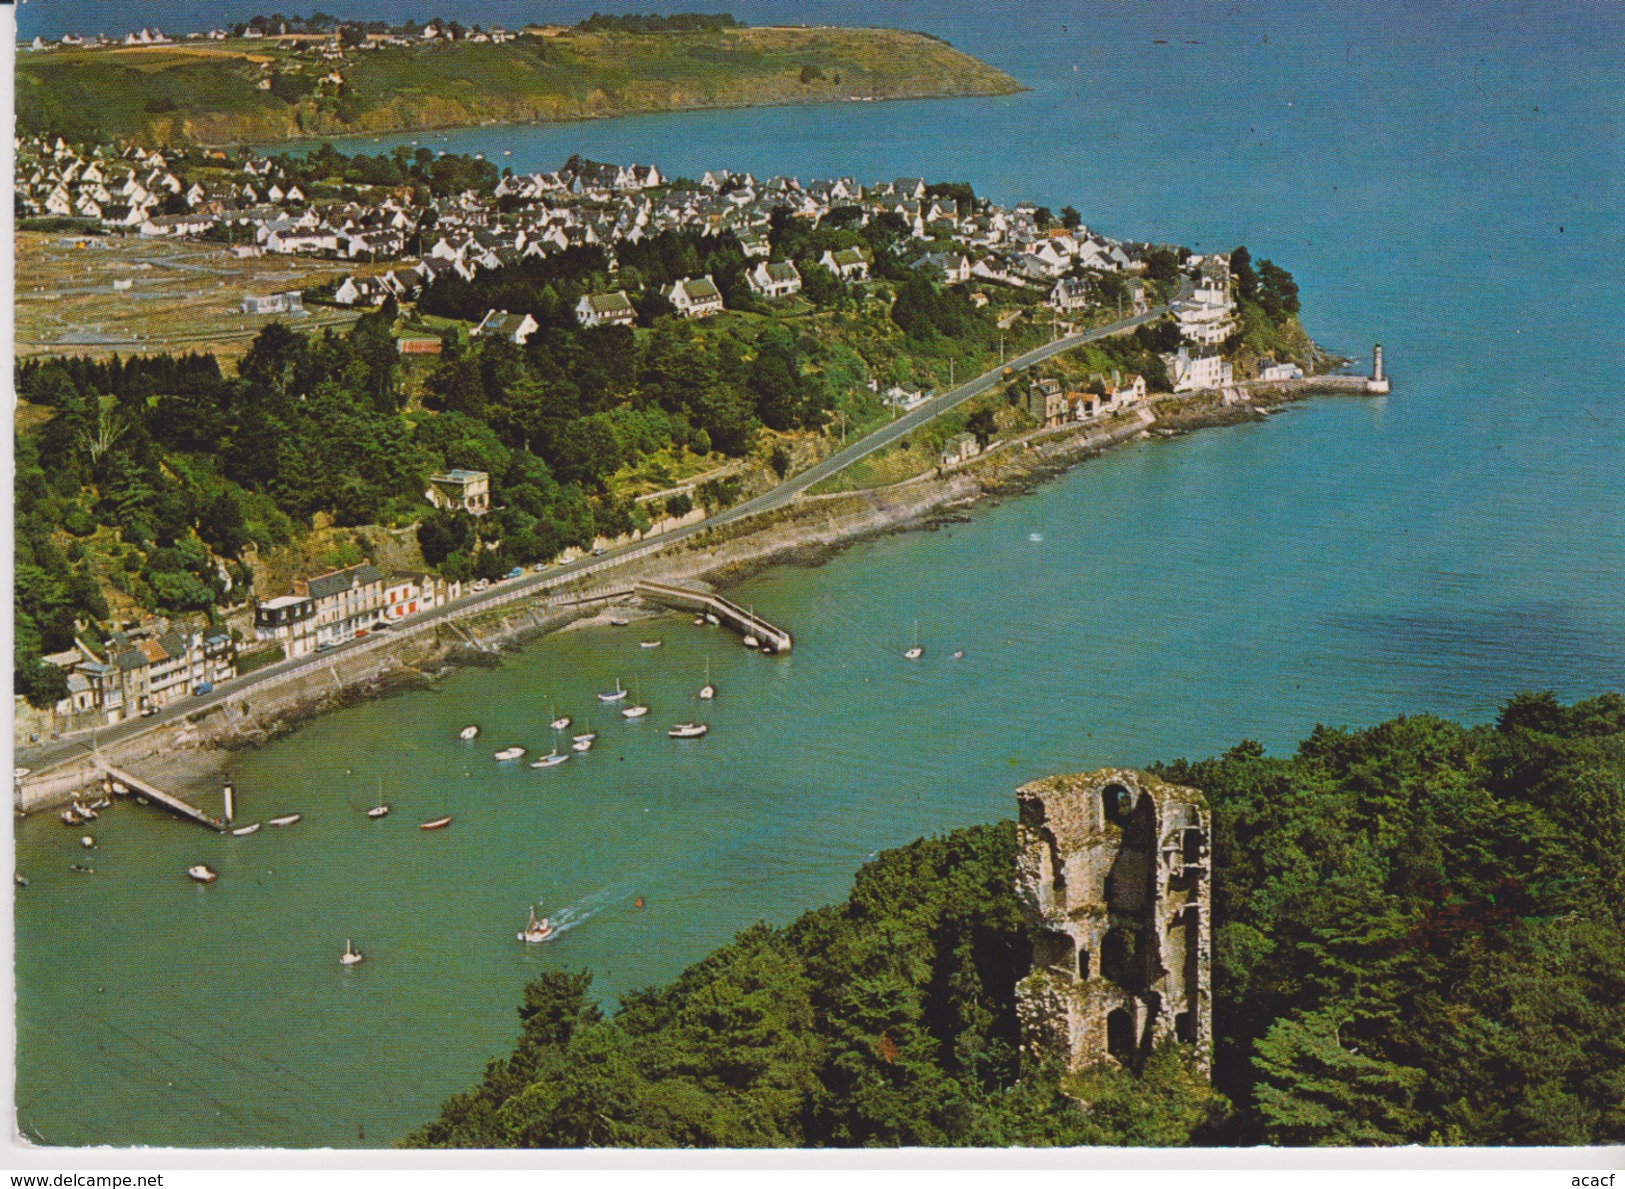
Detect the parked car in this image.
<box><xmin>473</xmin><ymin>578</ymin><xmax>490</xmax><ymax>591</ymax></box>
<box><xmin>140</xmin><ymin>705</ymin><xmax>159</xmax><ymax>717</ymax></box>
<box><xmin>316</xmin><ymin>640</ymin><xmax>338</xmax><ymax>653</ymax></box>
<box><xmin>507</xmin><ymin>567</ymin><xmax>524</xmax><ymax>580</ymax></box>
<box><xmin>193</xmin><ymin>682</ymin><xmax>214</xmax><ymax>696</ymax></box>
<box><xmin>591</xmin><ymin>546</ymin><xmax>606</xmax><ymax>556</ymax></box>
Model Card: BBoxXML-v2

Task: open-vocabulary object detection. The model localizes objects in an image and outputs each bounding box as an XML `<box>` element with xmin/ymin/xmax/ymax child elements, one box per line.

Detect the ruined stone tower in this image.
<box><xmin>1014</xmin><ymin>768</ymin><xmax>1211</xmax><ymax>1075</ymax></box>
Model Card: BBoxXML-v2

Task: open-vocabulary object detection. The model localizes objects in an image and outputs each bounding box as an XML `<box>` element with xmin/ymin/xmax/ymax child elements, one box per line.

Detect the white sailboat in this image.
<box><xmin>367</xmin><ymin>778</ymin><xmax>390</xmax><ymax>819</ymax></box>
<box><xmin>622</xmin><ymin>676</ymin><xmax>649</xmax><ymax>719</ymax></box>
<box><xmin>668</xmin><ymin>722</ymin><xmax>709</xmax><ymax>739</ymax></box>
<box><xmin>518</xmin><ymin>906</ymin><xmax>555</xmax><ymax>944</ymax></box>
<box><xmin>530</xmin><ymin>750</ymin><xmax>570</xmax><ymax>768</ymax></box>
<box><xmin>550</xmin><ymin>713</ymin><xmax>572</xmax><ymax>731</ymax></box>
<box><xmin>459</xmin><ymin>725</ymin><xmax>480</xmax><ymax>740</ymax></box>
<box><xmin>494</xmin><ymin>746</ymin><xmax>526</xmax><ymax>762</ymax></box>
<box><xmin>904</xmin><ymin>619</ymin><xmax>924</xmax><ymax>661</ymax></box>
<box><xmin>598</xmin><ymin>678</ymin><xmax>628</xmax><ymax>702</ymax></box>
<box><xmin>232</xmin><ymin>822</ymin><xmax>261</xmax><ymax>836</ymax></box>
<box><xmin>340</xmin><ymin>939</ymin><xmax>365</xmax><ymax>966</ymax></box>
<box><xmin>699</xmin><ymin>657</ymin><xmax>715</xmax><ymax>701</ymax></box>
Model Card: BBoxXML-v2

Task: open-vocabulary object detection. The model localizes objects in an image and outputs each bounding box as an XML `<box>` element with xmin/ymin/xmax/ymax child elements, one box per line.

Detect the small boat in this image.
<box><xmin>550</xmin><ymin>715</ymin><xmax>571</xmax><ymax>731</ymax></box>
<box><xmin>80</xmin><ymin>835</ymin><xmax>95</xmax><ymax>849</ymax></box>
<box><xmin>459</xmin><ymin>725</ymin><xmax>480</xmax><ymax>740</ymax></box>
<box><xmin>571</xmin><ymin>737</ymin><xmax>594</xmax><ymax>752</ymax></box>
<box><xmin>111</xmin><ymin>780</ymin><xmax>130</xmax><ymax>795</ymax></box>
<box><xmin>340</xmin><ymin>939</ymin><xmax>365</xmax><ymax>967</ymax></box>
<box><xmin>73</xmin><ymin>801</ymin><xmax>97</xmax><ymax>821</ymax></box>
<box><xmin>705</xmin><ymin>613</ymin><xmax>720</xmax><ymax>625</ymax></box>
<box><xmin>61</xmin><ymin>809</ymin><xmax>83</xmax><ymax>826</ymax></box>
<box><xmin>699</xmin><ymin>657</ymin><xmax>715</xmax><ymax>701</ymax></box>
<box><xmin>572</xmin><ymin>731</ymin><xmax>598</xmax><ymax>744</ymax></box>
<box><xmin>530</xmin><ymin>751</ymin><xmax>569</xmax><ymax>768</ymax></box>
<box><xmin>517</xmin><ymin>906</ymin><xmax>555</xmax><ymax>944</ymax></box>
<box><xmin>640</xmin><ymin>640</ymin><xmax>662</xmax><ymax>649</ymax></box>
<box><xmin>904</xmin><ymin>618</ymin><xmax>924</xmax><ymax>661</ymax></box>
<box><xmin>494</xmin><ymin>746</ymin><xmax>527</xmax><ymax>762</ymax></box>
<box><xmin>668</xmin><ymin>722</ymin><xmax>709</xmax><ymax>739</ymax></box>
<box><xmin>608</xmin><ymin>616</ymin><xmax>630</xmax><ymax>627</ymax></box>
<box><xmin>694</xmin><ymin>615</ymin><xmax>706</xmax><ymax>626</ymax></box>
<box><xmin>367</xmin><ymin>777</ymin><xmax>389</xmax><ymax>818</ymax></box>
<box><xmin>420</xmin><ymin>815</ymin><xmax>453</xmax><ymax>830</ymax></box>
<box><xmin>14</xmin><ymin>872</ymin><xmax>27</xmax><ymax>887</ymax></box>
<box><xmin>70</xmin><ymin>863</ymin><xmax>95</xmax><ymax>875</ymax></box>
<box><xmin>598</xmin><ymin>679</ymin><xmax>628</xmax><ymax>703</ymax></box>
<box><xmin>89</xmin><ymin>796</ymin><xmax>112</xmax><ymax>810</ymax></box>
<box><xmin>188</xmin><ymin>864</ymin><xmax>218</xmax><ymax>884</ymax></box>
<box><xmin>951</xmin><ymin>650</ymin><xmax>965</xmax><ymax>660</ymax></box>
<box><xmin>269</xmin><ymin>813</ymin><xmax>302</xmax><ymax>827</ymax></box>
<box><xmin>232</xmin><ymin>822</ymin><xmax>261</xmax><ymax>837</ymax></box>
<box><xmin>622</xmin><ymin>703</ymin><xmax>649</xmax><ymax>719</ymax></box>
<box><xmin>742</xmin><ymin>634</ymin><xmax>759</xmax><ymax>649</ymax></box>
<box><xmin>136</xmin><ymin>796</ymin><xmax>149</xmax><ymax>806</ymax></box>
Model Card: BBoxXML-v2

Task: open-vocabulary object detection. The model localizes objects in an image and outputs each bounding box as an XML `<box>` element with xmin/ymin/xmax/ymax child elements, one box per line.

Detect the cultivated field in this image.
<box><xmin>14</xmin><ymin>232</ymin><xmax>389</xmax><ymax>362</ymax></box>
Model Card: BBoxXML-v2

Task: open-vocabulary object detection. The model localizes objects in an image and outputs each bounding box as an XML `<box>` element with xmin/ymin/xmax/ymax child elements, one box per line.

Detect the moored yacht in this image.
<box><xmin>187</xmin><ymin>864</ymin><xmax>218</xmax><ymax>884</ymax></box>
<box><xmin>459</xmin><ymin>725</ymin><xmax>480</xmax><ymax>740</ymax></box>
<box><xmin>668</xmin><ymin>722</ymin><xmax>709</xmax><ymax>739</ymax></box>
<box><xmin>340</xmin><ymin>939</ymin><xmax>365</xmax><ymax>967</ymax></box>
<box><xmin>269</xmin><ymin>813</ymin><xmax>302</xmax><ymax>827</ymax></box>
<box><xmin>598</xmin><ymin>679</ymin><xmax>628</xmax><ymax>702</ymax></box>
<box><xmin>494</xmin><ymin>746</ymin><xmax>527</xmax><ymax>762</ymax></box>
<box><xmin>550</xmin><ymin>714</ymin><xmax>572</xmax><ymax>732</ymax></box>
<box><xmin>530</xmin><ymin>751</ymin><xmax>570</xmax><ymax>768</ymax></box>
<box><xmin>232</xmin><ymin>822</ymin><xmax>261</xmax><ymax>836</ymax></box>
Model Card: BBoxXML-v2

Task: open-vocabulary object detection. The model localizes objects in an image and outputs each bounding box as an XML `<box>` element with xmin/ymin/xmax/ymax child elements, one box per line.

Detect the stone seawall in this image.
<box><xmin>13</xmin><ymin>384</ymin><xmax>1343</xmax><ymax>814</ymax></box>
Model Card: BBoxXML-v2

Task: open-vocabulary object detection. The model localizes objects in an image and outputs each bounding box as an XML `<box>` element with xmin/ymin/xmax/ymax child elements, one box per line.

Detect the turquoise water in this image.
<box><xmin>15</xmin><ymin>1</ymin><xmax>1625</xmax><ymax>1148</ymax></box>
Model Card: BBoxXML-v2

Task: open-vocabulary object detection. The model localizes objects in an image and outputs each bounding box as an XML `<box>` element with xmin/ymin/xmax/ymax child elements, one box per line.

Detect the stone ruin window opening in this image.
<box><xmin>1107</xmin><ymin>1007</ymin><xmax>1136</xmax><ymax>1065</ymax></box>
<box><xmin>1035</xmin><ymin>929</ymin><xmax>1075</xmax><ymax>976</ymax></box>
<box><xmin>1078</xmin><ymin>947</ymin><xmax>1091</xmax><ymax>981</ymax></box>
<box><xmin>1102</xmin><ymin>782</ymin><xmax>1135</xmax><ymax>826</ymax></box>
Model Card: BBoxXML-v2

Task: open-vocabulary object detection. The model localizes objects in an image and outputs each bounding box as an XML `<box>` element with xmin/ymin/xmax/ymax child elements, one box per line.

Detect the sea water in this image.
<box><xmin>14</xmin><ymin>0</ymin><xmax>1624</xmax><ymax>1147</ymax></box>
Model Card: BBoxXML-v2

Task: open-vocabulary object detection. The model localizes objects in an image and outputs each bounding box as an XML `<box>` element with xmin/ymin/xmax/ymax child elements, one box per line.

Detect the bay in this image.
<box><xmin>14</xmin><ymin>0</ymin><xmax>1625</xmax><ymax>1148</ymax></box>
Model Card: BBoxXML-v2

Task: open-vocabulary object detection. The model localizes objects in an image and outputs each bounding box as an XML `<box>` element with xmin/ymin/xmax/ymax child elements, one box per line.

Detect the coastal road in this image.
<box><xmin>16</xmin><ymin>288</ymin><xmax>1182</xmax><ymax>775</ymax></box>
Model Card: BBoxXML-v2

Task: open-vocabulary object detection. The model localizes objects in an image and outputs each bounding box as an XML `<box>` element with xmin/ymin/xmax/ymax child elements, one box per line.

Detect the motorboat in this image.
<box><xmin>188</xmin><ymin>864</ymin><xmax>218</xmax><ymax>884</ymax></box>
<box><xmin>530</xmin><ymin>751</ymin><xmax>570</xmax><ymax>769</ymax></box>
<box><xmin>640</xmin><ymin>640</ymin><xmax>662</xmax><ymax>649</ymax></box>
<box><xmin>572</xmin><ymin>731</ymin><xmax>598</xmax><ymax>744</ymax></box>
<box><xmin>742</xmin><ymin>634</ymin><xmax>759</xmax><ymax>649</ymax></box>
<box><xmin>694</xmin><ymin>615</ymin><xmax>706</xmax><ymax>626</ymax></box>
<box><xmin>232</xmin><ymin>822</ymin><xmax>261</xmax><ymax>837</ymax></box>
<box><xmin>518</xmin><ymin>906</ymin><xmax>555</xmax><ymax>944</ymax></box>
<box><xmin>550</xmin><ymin>715</ymin><xmax>571</xmax><ymax>731</ymax></box>
<box><xmin>705</xmin><ymin>613</ymin><xmax>720</xmax><ymax>625</ymax></box>
<box><xmin>459</xmin><ymin>725</ymin><xmax>480</xmax><ymax>740</ymax></box>
<box><xmin>494</xmin><ymin>746</ymin><xmax>527</xmax><ymax>762</ymax></box>
<box><xmin>340</xmin><ymin>939</ymin><xmax>365</xmax><ymax>967</ymax></box>
<box><xmin>110</xmin><ymin>780</ymin><xmax>130</xmax><ymax>795</ymax></box>
<box><xmin>608</xmin><ymin>616</ymin><xmax>630</xmax><ymax>627</ymax></box>
<box><xmin>80</xmin><ymin>835</ymin><xmax>95</xmax><ymax>849</ymax></box>
<box><xmin>598</xmin><ymin>679</ymin><xmax>628</xmax><ymax>702</ymax></box>
<box><xmin>420</xmin><ymin>815</ymin><xmax>453</xmax><ymax>830</ymax></box>
<box><xmin>668</xmin><ymin>723</ymin><xmax>709</xmax><ymax>739</ymax></box>
<box><xmin>571</xmin><ymin>737</ymin><xmax>594</xmax><ymax>752</ymax></box>
<box><xmin>269</xmin><ymin>813</ymin><xmax>302</xmax><ymax>827</ymax></box>
<box><xmin>622</xmin><ymin>703</ymin><xmax>649</xmax><ymax>719</ymax></box>
<box><xmin>73</xmin><ymin>801</ymin><xmax>97</xmax><ymax>821</ymax></box>
<box><xmin>61</xmin><ymin>809</ymin><xmax>83</xmax><ymax>826</ymax></box>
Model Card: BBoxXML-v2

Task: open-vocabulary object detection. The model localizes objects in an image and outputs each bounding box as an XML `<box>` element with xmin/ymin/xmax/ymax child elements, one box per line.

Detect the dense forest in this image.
<box><xmin>407</xmin><ymin>692</ymin><xmax>1625</xmax><ymax>1148</ymax></box>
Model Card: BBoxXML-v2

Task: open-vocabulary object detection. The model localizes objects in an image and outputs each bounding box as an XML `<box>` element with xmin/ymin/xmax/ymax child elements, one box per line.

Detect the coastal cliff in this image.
<box><xmin>17</xmin><ymin>27</ymin><xmax>1024</xmax><ymax>145</ymax></box>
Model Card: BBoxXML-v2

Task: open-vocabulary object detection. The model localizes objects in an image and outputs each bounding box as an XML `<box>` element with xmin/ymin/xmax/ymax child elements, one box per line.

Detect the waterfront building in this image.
<box><xmin>939</xmin><ymin>431</ymin><xmax>981</xmax><ymax>467</ymax></box>
<box><xmin>1176</xmin><ymin>257</ymin><xmax>1237</xmax><ymax>346</ymax></box>
<box><xmin>254</xmin><ymin>594</ymin><xmax>318</xmax><ymax>658</ymax></box>
<box><xmin>1027</xmin><ymin>378</ymin><xmax>1070</xmax><ymax>427</ymax></box>
<box><xmin>1162</xmin><ymin>347</ymin><xmax>1233</xmax><ymax>393</ymax></box>
<box><xmin>296</xmin><ymin>563</ymin><xmax>388</xmax><ymax>647</ymax></box>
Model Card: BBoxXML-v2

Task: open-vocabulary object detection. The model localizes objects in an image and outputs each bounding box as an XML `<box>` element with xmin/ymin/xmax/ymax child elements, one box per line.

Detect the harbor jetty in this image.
<box><xmin>99</xmin><ymin>765</ymin><xmax>225</xmax><ymax>832</ymax></box>
<box><xmin>633</xmin><ymin>581</ymin><xmax>794</xmax><ymax>653</ymax></box>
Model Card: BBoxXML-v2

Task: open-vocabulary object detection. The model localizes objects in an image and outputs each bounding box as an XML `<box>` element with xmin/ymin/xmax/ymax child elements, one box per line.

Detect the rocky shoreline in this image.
<box><xmin>16</xmin><ymin>375</ymin><xmax>1364</xmax><ymax>813</ymax></box>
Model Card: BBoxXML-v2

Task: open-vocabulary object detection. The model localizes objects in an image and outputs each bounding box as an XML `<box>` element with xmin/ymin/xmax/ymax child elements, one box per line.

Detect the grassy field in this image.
<box><xmin>17</xmin><ymin>28</ymin><xmax>1022</xmax><ymax>145</ymax></box>
<box><xmin>13</xmin><ymin>231</ymin><xmax>391</xmax><ymax>363</ymax></box>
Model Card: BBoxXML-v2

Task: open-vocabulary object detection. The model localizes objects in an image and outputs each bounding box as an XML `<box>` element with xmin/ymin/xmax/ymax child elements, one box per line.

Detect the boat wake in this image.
<box><xmin>532</xmin><ymin>883</ymin><xmax>627</xmax><ymax>939</ymax></box>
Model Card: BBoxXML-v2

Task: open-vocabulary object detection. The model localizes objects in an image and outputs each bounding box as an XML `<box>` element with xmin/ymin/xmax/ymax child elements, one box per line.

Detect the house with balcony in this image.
<box><xmin>427</xmin><ymin>469</ymin><xmax>490</xmax><ymax>515</ymax></box>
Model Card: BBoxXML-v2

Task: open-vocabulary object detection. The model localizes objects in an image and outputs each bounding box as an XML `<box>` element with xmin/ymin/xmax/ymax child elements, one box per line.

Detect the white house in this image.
<box><xmin>664</xmin><ymin>274</ymin><xmax>725</xmax><ymax>319</ymax></box>
<box><xmin>575</xmin><ymin>291</ymin><xmax>636</xmax><ymax>328</ymax></box>
<box><xmin>473</xmin><ymin>309</ymin><xmax>539</xmax><ymax>344</ymax></box>
<box><xmin>747</xmin><ymin>260</ymin><xmax>803</xmax><ymax>299</ymax></box>
<box><xmin>1162</xmin><ymin>347</ymin><xmax>1233</xmax><ymax>393</ymax></box>
<box><xmin>819</xmin><ymin>247</ymin><xmax>871</xmax><ymax>282</ymax></box>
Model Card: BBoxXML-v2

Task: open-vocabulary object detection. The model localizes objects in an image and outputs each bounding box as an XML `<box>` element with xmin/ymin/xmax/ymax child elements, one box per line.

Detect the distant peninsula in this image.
<box><xmin>16</xmin><ymin>14</ymin><xmax>1025</xmax><ymax>146</ymax></box>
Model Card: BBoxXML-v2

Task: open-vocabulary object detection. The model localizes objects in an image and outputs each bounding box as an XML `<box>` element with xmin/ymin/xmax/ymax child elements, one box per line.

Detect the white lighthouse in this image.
<box><xmin>1366</xmin><ymin>343</ymin><xmax>1390</xmax><ymax>394</ymax></box>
